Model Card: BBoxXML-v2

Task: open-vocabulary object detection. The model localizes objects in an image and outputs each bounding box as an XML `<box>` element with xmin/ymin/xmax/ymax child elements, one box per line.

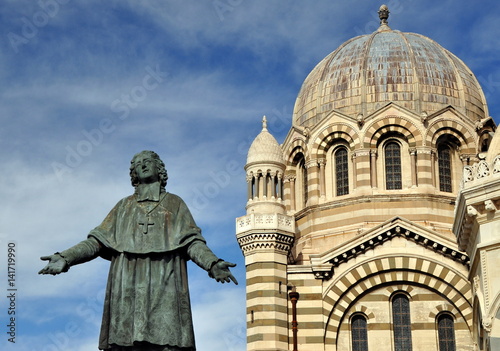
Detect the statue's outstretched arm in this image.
<box><xmin>187</xmin><ymin>240</ymin><xmax>238</xmax><ymax>285</ymax></box>
<box><xmin>39</xmin><ymin>237</ymin><xmax>102</xmax><ymax>275</ymax></box>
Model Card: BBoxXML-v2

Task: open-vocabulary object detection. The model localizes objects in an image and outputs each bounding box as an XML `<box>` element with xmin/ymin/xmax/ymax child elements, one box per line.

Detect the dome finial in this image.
<box><xmin>378</xmin><ymin>4</ymin><xmax>389</xmax><ymax>24</ymax></box>
<box><xmin>262</xmin><ymin>115</ymin><xmax>268</xmax><ymax>131</ymax></box>
<box><xmin>377</xmin><ymin>4</ymin><xmax>391</xmax><ymax>31</ymax></box>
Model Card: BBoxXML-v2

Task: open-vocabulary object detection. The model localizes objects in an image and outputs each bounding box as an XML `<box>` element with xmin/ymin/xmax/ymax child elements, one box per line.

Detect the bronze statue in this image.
<box><xmin>39</xmin><ymin>150</ymin><xmax>237</xmax><ymax>351</ymax></box>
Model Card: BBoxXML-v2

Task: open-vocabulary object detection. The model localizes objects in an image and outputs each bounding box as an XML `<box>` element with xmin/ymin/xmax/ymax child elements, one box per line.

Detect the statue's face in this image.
<box><xmin>133</xmin><ymin>154</ymin><xmax>159</xmax><ymax>184</ymax></box>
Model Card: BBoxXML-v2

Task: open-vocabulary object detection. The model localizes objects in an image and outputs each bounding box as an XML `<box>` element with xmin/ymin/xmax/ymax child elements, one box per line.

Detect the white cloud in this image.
<box><xmin>191</xmin><ymin>286</ymin><xmax>246</xmax><ymax>351</ymax></box>
<box><xmin>1</xmin><ymin>1</ymin><xmax>500</xmax><ymax>350</ymax></box>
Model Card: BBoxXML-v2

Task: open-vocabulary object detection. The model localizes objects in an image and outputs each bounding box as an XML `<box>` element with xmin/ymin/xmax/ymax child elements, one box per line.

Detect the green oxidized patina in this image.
<box><xmin>39</xmin><ymin>150</ymin><xmax>237</xmax><ymax>351</ymax></box>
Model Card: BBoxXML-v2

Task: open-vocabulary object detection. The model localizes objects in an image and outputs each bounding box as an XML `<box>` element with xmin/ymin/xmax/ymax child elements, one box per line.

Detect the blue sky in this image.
<box><xmin>1</xmin><ymin>1</ymin><xmax>500</xmax><ymax>350</ymax></box>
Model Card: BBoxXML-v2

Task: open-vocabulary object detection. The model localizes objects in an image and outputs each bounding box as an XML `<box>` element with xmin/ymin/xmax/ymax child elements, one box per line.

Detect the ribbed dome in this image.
<box><xmin>293</xmin><ymin>20</ymin><xmax>488</xmax><ymax>128</ymax></box>
<box><xmin>247</xmin><ymin>117</ymin><xmax>285</xmax><ymax>165</ymax></box>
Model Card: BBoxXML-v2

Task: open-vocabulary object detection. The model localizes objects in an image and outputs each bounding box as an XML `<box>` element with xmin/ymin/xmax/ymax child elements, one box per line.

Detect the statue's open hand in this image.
<box><xmin>210</xmin><ymin>261</ymin><xmax>238</xmax><ymax>285</ymax></box>
<box><xmin>38</xmin><ymin>254</ymin><xmax>69</xmax><ymax>275</ymax></box>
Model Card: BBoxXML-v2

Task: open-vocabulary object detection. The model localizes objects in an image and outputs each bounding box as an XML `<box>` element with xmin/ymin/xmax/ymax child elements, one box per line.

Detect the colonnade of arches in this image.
<box><xmin>320</xmin><ymin>253</ymin><xmax>472</xmax><ymax>351</ymax></box>
<box><xmin>348</xmin><ymin>292</ymin><xmax>458</xmax><ymax>351</ymax></box>
<box><xmin>282</xmin><ymin>114</ymin><xmax>484</xmax><ymax>211</ymax></box>
<box><xmin>245</xmin><ymin>169</ymin><xmax>284</xmax><ymax>201</ymax></box>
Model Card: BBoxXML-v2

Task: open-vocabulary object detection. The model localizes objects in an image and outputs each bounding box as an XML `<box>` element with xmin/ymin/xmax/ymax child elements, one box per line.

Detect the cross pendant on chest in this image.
<box><xmin>138</xmin><ymin>215</ymin><xmax>154</xmax><ymax>234</ymax></box>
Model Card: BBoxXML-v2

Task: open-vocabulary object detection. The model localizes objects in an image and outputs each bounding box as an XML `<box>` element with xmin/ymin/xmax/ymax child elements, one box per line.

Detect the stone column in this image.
<box><xmin>415</xmin><ymin>148</ymin><xmax>433</xmax><ymax>187</ymax></box>
<box><xmin>255</xmin><ymin>172</ymin><xmax>262</xmax><ymax>199</ymax></box>
<box><xmin>410</xmin><ymin>148</ymin><xmax>417</xmax><ymax>187</ymax></box>
<box><xmin>269</xmin><ymin>173</ymin><xmax>275</xmax><ymax>199</ymax></box>
<box><xmin>351</xmin><ymin>153</ymin><xmax>357</xmax><ymax>190</ymax></box>
<box><xmin>353</xmin><ymin>149</ymin><xmax>371</xmax><ymax>189</ymax></box>
<box><xmin>287</xmin><ymin>175</ymin><xmax>296</xmax><ymax>211</ymax></box>
<box><xmin>318</xmin><ymin>159</ymin><xmax>326</xmax><ymax>198</ymax></box>
<box><xmin>262</xmin><ymin>172</ymin><xmax>268</xmax><ymax>199</ymax></box>
<box><xmin>370</xmin><ymin>149</ymin><xmax>378</xmax><ymax>188</ymax></box>
<box><xmin>277</xmin><ymin>172</ymin><xmax>283</xmax><ymax>200</ymax></box>
<box><xmin>247</xmin><ymin>174</ymin><xmax>253</xmax><ymax>201</ymax></box>
<box><xmin>306</xmin><ymin>159</ymin><xmax>320</xmax><ymax>206</ymax></box>
<box><xmin>430</xmin><ymin>150</ymin><xmax>436</xmax><ymax>188</ymax></box>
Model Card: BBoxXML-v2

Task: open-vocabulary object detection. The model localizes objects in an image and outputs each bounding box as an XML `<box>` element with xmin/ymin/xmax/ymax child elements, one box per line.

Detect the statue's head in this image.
<box><xmin>129</xmin><ymin>150</ymin><xmax>168</xmax><ymax>188</ymax></box>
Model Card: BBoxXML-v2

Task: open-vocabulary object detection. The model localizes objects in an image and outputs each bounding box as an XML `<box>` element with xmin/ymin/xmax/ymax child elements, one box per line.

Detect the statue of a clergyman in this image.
<box><xmin>39</xmin><ymin>150</ymin><xmax>238</xmax><ymax>351</ymax></box>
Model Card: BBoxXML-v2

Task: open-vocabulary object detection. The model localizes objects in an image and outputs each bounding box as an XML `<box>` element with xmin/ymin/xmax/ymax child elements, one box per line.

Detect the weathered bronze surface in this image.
<box><xmin>39</xmin><ymin>150</ymin><xmax>237</xmax><ymax>351</ymax></box>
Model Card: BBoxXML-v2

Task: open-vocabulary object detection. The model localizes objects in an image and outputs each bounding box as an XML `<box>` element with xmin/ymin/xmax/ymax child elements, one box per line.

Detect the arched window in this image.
<box><xmin>294</xmin><ymin>155</ymin><xmax>308</xmax><ymax>209</ymax></box>
<box><xmin>392</xmin><ymin>293</ymin><xmax>412</xmax><ymax>351</ymax></box>
<box><xmin>335</xmin><ymin>147</ymin><xmax>349</xmax><ymax>196</ymax></box>
<box><xmin>438</xmin><ymin>146</ymin><xmax>452</xmax><ymax>192</ymax></box>
<box><xmin>300</xmin><ymin>159</ymin><xmax>308</xmax><ymax>207</ymax></box>
<box><xmin>351</xmin><ymin>314</ymin><xmax>369</xmax><ymax>351</ymax></box>
<box><xmin>437</xmin><ymin>314</ymin><xmax>456</xmax><ymax>351</ymax></box>
<box><xmin>385</xmin><ymin>142</ymin><xmax>402</xmax><ymax>190</ymax></box>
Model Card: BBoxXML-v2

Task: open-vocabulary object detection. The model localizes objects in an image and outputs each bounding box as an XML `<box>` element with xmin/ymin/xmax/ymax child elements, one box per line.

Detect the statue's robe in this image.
<box><xmin>81</xmin><ymin>188</ymin><xmax>218</xmax><ymax>351</ymax></box>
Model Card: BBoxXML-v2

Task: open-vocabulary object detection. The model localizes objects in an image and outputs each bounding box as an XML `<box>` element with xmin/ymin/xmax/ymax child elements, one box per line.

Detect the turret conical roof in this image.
<box><xmin>247</xmin><ymin>116</ymin><xmax>285</xmax><ymax>166</ymax></box>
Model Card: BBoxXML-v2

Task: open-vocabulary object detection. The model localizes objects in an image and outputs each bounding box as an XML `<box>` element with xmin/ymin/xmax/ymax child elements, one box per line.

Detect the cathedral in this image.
<box><xmin>236</xmin><ymin>5</ymin><xmax>500</xmax><ymax>351</ymax></box>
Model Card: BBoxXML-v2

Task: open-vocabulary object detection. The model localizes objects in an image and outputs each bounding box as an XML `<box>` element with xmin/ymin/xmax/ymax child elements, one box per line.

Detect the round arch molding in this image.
<box><xmin>322</xmin><ymin>254</ymin><xmax>472</xmax><ymax>350</ymax></box>
<box><xmin>311</xmin><ymin>123</ymin><xmax>360</xmax><ymax>158</ymax></box>
<box><xmin>363</xmin><ymin>115</ymin><xmax>422</xmax><ymax>149</ymax></box>
<box><xmin>285</xmin><ymin>138</ymin><xmax>308</xmax><ymax>167</ymax></box>
<box><xmin>426</xmin><ymin>119</ymin><xmax>476</xmax><ymax>154</ymax></box>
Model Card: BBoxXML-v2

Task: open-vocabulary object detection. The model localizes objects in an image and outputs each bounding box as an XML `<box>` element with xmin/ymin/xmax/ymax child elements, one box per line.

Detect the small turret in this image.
<box><xmin>245</xmin><ymin>116</ymin><xmax>286</xmax><ymax>214</ymax></box>
<box><xmin>236</xmin><ymin>117</ymin><xmax>295</xmax><ymax>351</ymax></box>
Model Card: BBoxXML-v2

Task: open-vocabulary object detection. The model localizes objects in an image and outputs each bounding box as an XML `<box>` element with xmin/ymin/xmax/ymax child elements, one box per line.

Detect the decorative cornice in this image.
<box><xmin>245</xmin><ymin>160</ymin><xmax>286</xmax><ymax>171</ymax></box>
<box><xmin>305</xmin><ymin>218</ymin><xmax>468</xmax><ymax>284</ymax></box>
<box><xmin>236</xmin><ymin>213</ymin><xmax>295</xmax><ymax>256</ymax></box>
<box><xmin>295</xmin><ymin>193</ymin><xmax>456</xmax><ymax>221</ymax></box>
<box><xmin>236</xmin><ymin>213</ymin><xmax>294</xmax><ymax>233</ymax></box>
<box><xmin>323</xmin><ymin>224</ymin><xmax>468</xmax><ymax>268</ymax></box>
<box><xmin>236</xmin><ymin>231</ymin><xmax>294</xmax><ymax>256</ymax></box>
<box><xmin>312</xmin><ymin>264</ymin><xmax>334</xmax><ymax>281</ymax></box>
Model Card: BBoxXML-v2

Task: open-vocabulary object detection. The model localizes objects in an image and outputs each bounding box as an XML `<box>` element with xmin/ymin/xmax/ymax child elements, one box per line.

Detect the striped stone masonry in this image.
<box><xmin>236</xmin><ymin>210</ymin><xmax>295</xmax><ymax>351</ymax></box>
<box><xmin>281</xmin><ymin>106</ymin><xmax>480</xmax><ymax>216</ymax></box>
